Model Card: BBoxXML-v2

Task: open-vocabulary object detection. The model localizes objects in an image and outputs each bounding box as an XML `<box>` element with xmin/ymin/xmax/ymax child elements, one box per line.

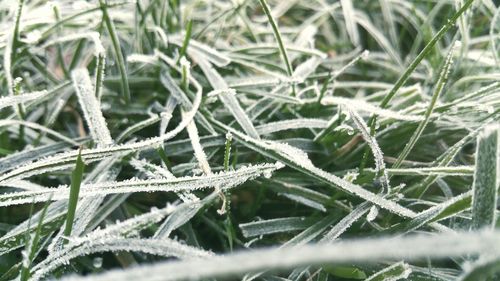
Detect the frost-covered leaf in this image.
<box><xmin>0</xmin><ymin>163</ymin><xmax>283</xmax><ymax>206</ymax></box>
<box><xmin>471</xmin><ymin>125</ymin><xmax>500</xmax><ymax>230</ymax></box>
<box><xmin>60</xmin><ymin>230</ymin><xmax>500</xmax><ymax>281</ymax></box>
<box><xmin>365</xmin><ymin>261</ymin><xmax>412</xmax><ymax>281</ymax></box>
<box><xmin>72</xmin><ymin>68</ymin><xmax>113</xmax><ymax>147</ymax></box>
<box><xmin>239</xmin><ymin>217</ymin><xmax>313</xmax><ymax>238</ymax></box>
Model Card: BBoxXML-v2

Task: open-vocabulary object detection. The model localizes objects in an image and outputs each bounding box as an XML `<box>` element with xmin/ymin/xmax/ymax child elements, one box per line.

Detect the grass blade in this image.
<box><xmin>258</xmin><ymin>0</ymin><xmax>293</xmax><ymax>76</ymax></box>
<box><xmin>99</xmin><ymin>0</ymin><xmax>131</xmax><ymax>103</ymax></box>
<box><xmin>471</xmin><ymin>125</ymin><xmax>500</xmax><ymax>230</ymax></box>
<box><xmin>393</xmin><ymin>41</ymin><xmax>459</xmax><ymax>168</ymax></box>
<box><xmin>365</xmin><ymin>261</ymin><xmax>411</xmax><ymax>281</ymax></box>
<box><xmin>63</xmin><ymin>149</ymin><xmax>85</xmax><ymax>241</ymax></box>
<box><xmin>60</xmin><ymin>230</ymin><xmax>500</xmax><ymax>281</ymax></box>
<box><xmin>72</xmin><ymin>68</ymin><xmax>113</xmax><ymax>147</ymax></box>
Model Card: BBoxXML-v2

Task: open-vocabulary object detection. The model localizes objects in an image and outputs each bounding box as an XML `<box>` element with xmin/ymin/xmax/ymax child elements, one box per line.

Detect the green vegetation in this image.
<box><xmin>0</xmin><ymin>0</ymin><xmax>499</xmax><ymax>280</ymax></box>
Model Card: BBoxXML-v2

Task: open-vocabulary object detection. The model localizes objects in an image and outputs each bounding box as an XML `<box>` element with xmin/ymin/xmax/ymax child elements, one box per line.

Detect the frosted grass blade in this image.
<box><xmin>72</xmin><ymin>68</ymin><xmax>113</xmax><ymax>147</ymax></box>
<box><xmin>471</xmin><ymin>125</ymin><xmax>500</xmax><ymax>230</ymax></box>
<box><xmin>60</xmin><ymin>230</ymin><xmax>500</xmax><ymax>281</ymax></box>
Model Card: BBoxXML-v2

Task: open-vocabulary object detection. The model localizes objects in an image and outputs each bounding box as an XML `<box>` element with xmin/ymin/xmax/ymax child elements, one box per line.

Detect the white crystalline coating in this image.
<box><xmin>387</xmin><ymin>165</ymin><xmax>474</xmax><ymax>176</ymax></box>
<box><xmin>160</xmin><ymin>96</ymin><xmax>178</xmax><ymax>136</ymax></box>
<box><xmin>0</xmin><ymin>75</ymin><xmax>203</xmax><ymax>184</ymax></box>
<box><xmin>361</xmin><ymin>50</ymin><xmax>370</xmax><ymax>59</ymax></box>
<box><xmin>127</xmin><ymin>53</ymin><xmax>158</xmax><ymax>64</ymax></box>
<box><xmin>334</xmin><ymin>124</ymin><xmax>355</xmax><ymax>135</ymax></box>
<box><xmin>0</xmin><ymin>163</ymin><xmax>283</xmax><ymax>206</ymax></box>
<box><xmin>130</xmin><ymin>158</ymin><xmax>174</xmax><ymax>179</ymax></box>
<box><xmin>93</xmin><ymin>257</ymin><xmax>103</xmax><ymax>268</ymax></box>
<box><xmin>321</xmin><ymin>96</ymin><xmax>423</xmax><ymax>121</ymax></box>
<box><xmin>72</xmin><ymin>68</ymin><xmax>113</xmax><ymax>147</ymax></box>
<box><xmin>0</xmin><ymin>120</ymin><xmax>78</xmax><ymax>146</ymax></box>
<box><xmin>228</xmin><ymin>76</ymin><xmax>293</xmax><ymax>88</ymax></box>
<box><xmin>3</xmin><ymin>0</ymin><xmax>24</xmax><ymax>99</ymax></box>
<box><xmin>229</xmin><ymin>43</ymin><xmax>326</xmax><ymax>59</ymax></box>
<box><xmin>292</xmin><ymin>57</ymin><xmax>322</xmax><ymax>82</ymax></box>
<box><xmin>24</xmin><ymin>30</ymin><xmax>41</xmax><ymax>44</ymax></box>
<box><xmin>215</xmin><ymin>122</ymin><xmax>420</xmax><ymax>219</ymax></box>
<box><xmin>154</xmin><ymin>193</ymin><xmax>217</xmax><ymax>239</ymax></box>
<box><xmin>292</xmin><ymin>25</ymin><xmax>321</xmax><ymax>61</ymax></box>
<box><xmin>0</xmin><ymin>90</ymin><xmax>49</xmax><ymax>110</ymax></box>
<box><xmin>180</xmin><ymin>56</ymin><xmax>191</xmax><ymax>69</ymax></box>
<box><xmin>85</xmin><ymin>203</ymin><xmax>177</xmax><ymax>240</ymax></box>
<box><xmin>256</xmin><ymin>118</ymin><xmax>328</xmax><ymax>135</ymax></box>
<box><xmin>45</xmin><ymin>98</ymin><xmax>67</xmax><ymax>127</ymax></box>
<box><xmin>265</xmin><ymin>140</ymin><xmax>314</xmax><ymax>168</ymax></box>
<box><xmin>177</xmin><ymin>192</ymin><xmax>200</xmax><ymax>203</ymax></box>
<box><xmin>405</xmin><ymin>191</ymin><xmax>472</xmax><ymax>233</ymax></box>
<box><xmin>189</xmin><ymin>49</ymin><xmax>260</xmax><ymax>139</ymax></box>
<box><xmin>458</xmin><ymin>253</ymin><xmax>500</xmax><ymax>281</ymax></box>
<box><xmin>32</xmin><ymin>237</ymin><xmax>213</xmax><ymax>281</ymax></box>
<box><xmin>115</xmin><ymin>115</ymin><xmax>161</xmax><ymax>142</ymax></box>
<box><xmin>48</xmin><ymin>155</ymin><xmax>123</xmax><ymax>255</ymax></box>
<box><xmin>183</xmin><ymin>110</ymin><xmax>212</xmax><ymax>175</ymax></box>
<box><xmin>1</xmin><ymin>180</ymin><xmax>46</xmax><ymax>191</ymax></box>
<box><xmin>471</xmin><ymin>124</ymin><xmax>500</xmax><ymax>230</ymax></box>
<box><xmin>340</xmin><ymin>0</ymin><xmax>359</xmax><ymax>45</ymax></box>
<box><xmin>239</xmin><ymin>217</ymin><xmax>312</xmax><ymax>238</ymax></box>
<box><xmin>206</xmin><ymin>88</ymin><xmax>237</xmax><ymax>97</ymax></box>
<box><xmin>348</xmin><ymin>108</ymin><xmax>389</xmax><ymax>190</ymax></box>
<box><xmin>365</xmin><ymin>261</ymin><xmax>412</xmax><ymax>281</ymax></box>
<box><xmin>32</xmin><ymin>201</ymin><xmax>214</xmax><ymax>280</ymax></box>
<box><xmin>41</xmin><ymin>32</ymin><xmax>105</xmax><ymax>57</ymax></box>
<box><xmin>321</xmin><ymin>203</ymin><xmax>371</xmax><ymax>243</ymax></box>
<box><xmin>169</xmin><ymin>36</ymin><xmax>231</xmax><ymax>67</ymax></box>
<box><xmin>59</xmin><ymin>230</ymin><xmax>500</xmax><ymax>281</ymax></box>
<box><xmin>180</xmin><ymin>56</ymin><xmax>192</xmax><ymax>86</ymax></box>
<box><xmin>280</xmin><ymin>193</ymin><xmax>326</xmax><ymax>212</ymax></box>
<box><xmin>366</xmin><ymin>206</ymin><xmax>379</xmax><ymax>222</ymax></box>
<box><xmin>21</xmin><ymin>248</ymin><xmax>29</xmax><ymax>268</ymax></box>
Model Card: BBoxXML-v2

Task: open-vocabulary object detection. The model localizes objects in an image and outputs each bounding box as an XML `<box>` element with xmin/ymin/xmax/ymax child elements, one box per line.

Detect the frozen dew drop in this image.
<box><xmin>93</xmin><ymin>257</ymin><xmax>103</xmax><ymax>268</ymax></box>
<box><xmin>366</xmin><ymin>206</ymin><xmax>379</xmax><ymax>222</ymax></box>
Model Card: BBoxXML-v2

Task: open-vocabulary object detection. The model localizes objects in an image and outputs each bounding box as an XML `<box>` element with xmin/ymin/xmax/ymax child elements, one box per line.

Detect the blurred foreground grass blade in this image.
<box><xmin>59</xmin><ymin>231</ymin><xmax>500</xmax><ymax>281</ymax></box>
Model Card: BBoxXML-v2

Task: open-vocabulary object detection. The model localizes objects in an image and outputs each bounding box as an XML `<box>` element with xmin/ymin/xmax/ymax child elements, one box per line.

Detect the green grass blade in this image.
<box><xmin>257</xmin><ymin>0</ymin><xmax>293</xmax><ymax>76</ymax></box>
<box><xmin>377</xmin><ymin>0</ymin><xmax>474</xmax><ymax>110</ymax></box>
<box><xmin>19</xmin><ymin>198</ymin><xmax>51</xmax><ymax>281</ymax></box>
<box><xmin>177</xmin><ymin>19</ymin><xmax>193</xmax><ymax>63</ymax></box>
<box><xmin>471</xmin><ymin>125</ymin><xmax>500</xmax><ymax>230</ymax></box>
<box><xmin>365</xmin><ymin>261</ymin><xmax>411</xmax><ymax>281</ymax></box>
<box><xmin>63</xmin><ymin>149</ymin><xmax>85</xmax><ymax>241</ymax></box>
<box><xmin>223</xmin><ymin>132</ymin><xmax>232</xmax><ymax>171</ymax></box>
<box><xmin>99</xmin><ymin>0</ymin><xmax>131</xmax><ymax>103</ymax></box>
<box><xmin>392</xmin><ymin>42</ymin><xmax>459</xmax><ymax>169</ymax></box>
<box><xmin>458</xmin><ymin>254</ymin><xmax>500</xmax><ymax>281</ymax></box>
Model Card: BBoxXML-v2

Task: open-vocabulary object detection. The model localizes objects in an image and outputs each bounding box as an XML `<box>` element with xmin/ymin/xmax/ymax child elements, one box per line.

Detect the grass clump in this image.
<box><xmin>0</xmin><ymin>0</ymin><xmax>499</xmax><ymax>280</ymax></box>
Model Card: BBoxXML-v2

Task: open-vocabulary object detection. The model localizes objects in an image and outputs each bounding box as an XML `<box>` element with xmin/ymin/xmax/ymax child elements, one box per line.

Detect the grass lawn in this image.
<box><xmin>0</xmin><ymin>0</ymin><xmax>499</xmax><ymax>280</ymax></box>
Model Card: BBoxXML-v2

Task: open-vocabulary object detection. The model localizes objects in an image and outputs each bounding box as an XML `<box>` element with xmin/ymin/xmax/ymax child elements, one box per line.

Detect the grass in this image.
<box><xmin>63</xmin><ymin>149</ymin><xmax>85</xmax><ymax>241</ymax></box>
<box><xmin>0</xmin><ymin>0</ymin><xmax>499</xmax><ymax>280</ymax></box>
